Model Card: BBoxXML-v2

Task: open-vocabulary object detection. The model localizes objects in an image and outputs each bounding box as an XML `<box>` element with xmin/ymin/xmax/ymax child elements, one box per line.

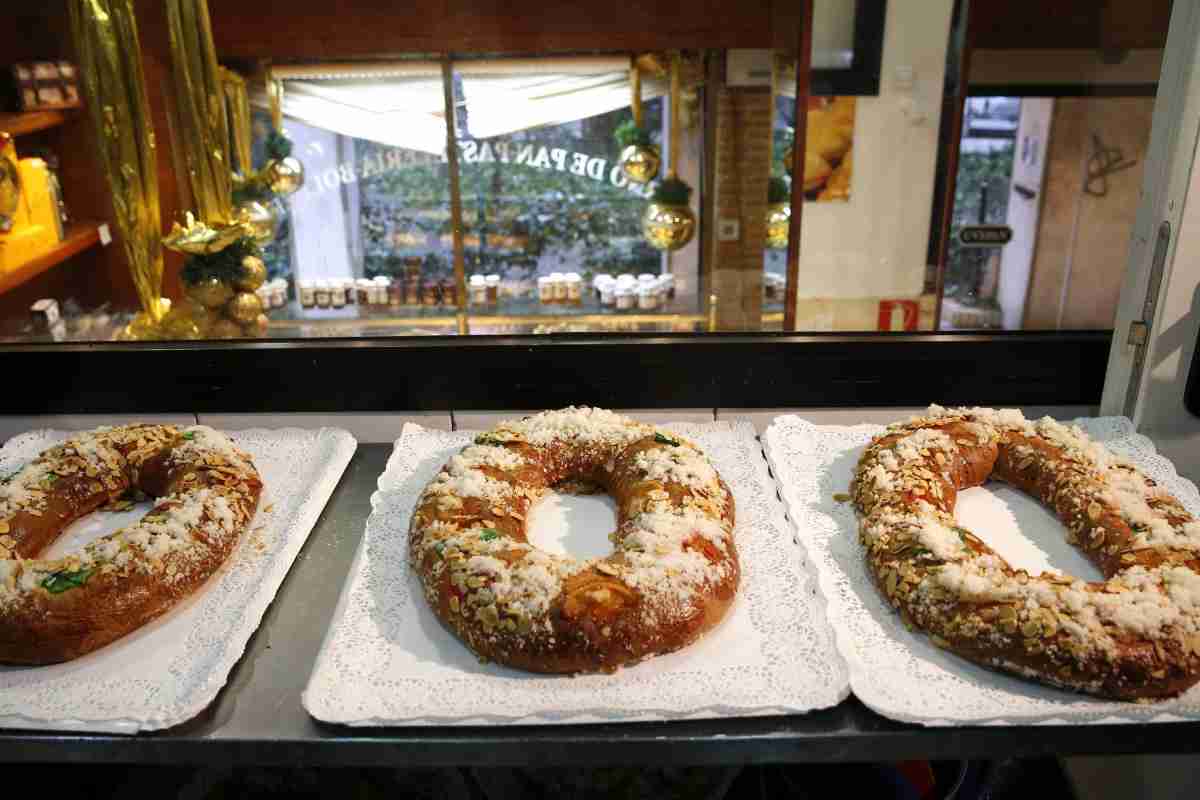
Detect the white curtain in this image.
<box><xmin>253</xmin><ymin>76</ymin><xmax>448</xmax><ymax>155</ymax></box>
<box><xmin>460</xmin><ymin>71</ymin><xmax>665</xmax><ymax>139</ymax></box>
<box><xmin>253</xmin><ymin>57</ymin><xmax>665</xmax><ymax>151</ymax></box>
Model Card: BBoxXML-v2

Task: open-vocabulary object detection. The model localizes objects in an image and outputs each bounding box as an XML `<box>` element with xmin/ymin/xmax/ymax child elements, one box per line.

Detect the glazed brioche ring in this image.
<box><xmin>851</xmin><ymin>406</ymin><xmax>1200</xmax><ymax>700</ymax></box>
<box><xmin>408</xmin><ymin>407</ymin><xmax>739</xmax><ymax>674</ymax></box>
<box><xmin>0</xmin><ymin>424</ymin><xmax>262</xmax><ymax>664</ymax></box>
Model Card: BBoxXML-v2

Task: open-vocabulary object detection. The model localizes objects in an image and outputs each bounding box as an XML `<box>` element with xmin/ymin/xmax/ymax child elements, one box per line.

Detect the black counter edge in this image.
<box><xmin>0</xmin><ymin>330</ymin><xmax>1113</xmax><ymax>414</ymax></box>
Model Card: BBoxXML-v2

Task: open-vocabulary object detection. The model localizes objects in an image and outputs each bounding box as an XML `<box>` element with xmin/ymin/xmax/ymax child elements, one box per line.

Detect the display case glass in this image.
<box><xmin>0</xmin><ymin>0</ymin><xmax>1177</xmax><ymax>415</ymax></box>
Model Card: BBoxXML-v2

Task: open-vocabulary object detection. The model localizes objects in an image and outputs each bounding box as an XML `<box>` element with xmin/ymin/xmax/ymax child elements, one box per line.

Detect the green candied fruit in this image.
<box><xmin>41</xmin><ymin>567</ymin><xmax>95</xmax><ymax>594</ymax></box>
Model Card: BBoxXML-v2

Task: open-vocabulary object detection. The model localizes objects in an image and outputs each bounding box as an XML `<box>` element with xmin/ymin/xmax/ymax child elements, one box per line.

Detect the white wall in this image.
<box><xmin>795</xmin><ymin>0</ymin><xmax>954</xmax><ymax>300</ymax></box>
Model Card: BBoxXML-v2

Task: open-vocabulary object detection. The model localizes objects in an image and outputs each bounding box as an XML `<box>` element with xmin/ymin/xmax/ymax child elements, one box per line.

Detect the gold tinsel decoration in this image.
<box><xmin>68</xmin><ymin>0</ymin><xmax>166</xmax><ymax>327</ymax></box>
<box><xmin>166</xmin><ymin>0</ymin><xmax>233</xmax><ymax>225</ymax></box>
<box><xmin>220</xmin><ymin>67</ymin><xmax>254</xmax><ymax>180</ymax></box>
<box><xmin>165</xmin><ymin>0</ymin><xmax>274</xmax><ymax>339</ymax></box>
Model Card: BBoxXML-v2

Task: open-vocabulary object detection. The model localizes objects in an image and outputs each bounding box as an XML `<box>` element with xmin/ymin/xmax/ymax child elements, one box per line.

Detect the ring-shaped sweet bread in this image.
<box><xmin>851</xmin><ymin>406</ymin><xmax>1200</xmax><ymax>700</ymax></box>
<box><xmin>0</xmin><ymin>424</ymin><xmax>262</xmax><ymax>664</ymax></box>
<box><xmin>408</xmin><ymin>407</ymin><xmax>739</xmax><ymax>673</ymax></box>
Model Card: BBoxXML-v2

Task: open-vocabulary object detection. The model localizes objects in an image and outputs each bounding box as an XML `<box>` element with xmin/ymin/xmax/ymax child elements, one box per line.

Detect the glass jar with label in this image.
<box><xmin>273</xmin><ymin>279</ymin><xmax>289</xmax><ymax>308</ymax></box>
<box><xmin>564</xmin><ymin>272</ymin><xmax>582</xmax><ymax>305</ymax></box>
<box><xmin>469</xmin><ymin>275</ymin><xmax>487</xmax><ymax>305</ymax></box>
<box><xmin>658</xmin><ymin>273</ymin><xmax>675</xmax><ymax>301</ymax></box>
<box><xmin>404</xmin><ymin>278</ymin><xmax>421</xmax><ymax>306</ymax></box>
<box><xmin>594</xmin><ymin>274</ymin><xmax>614</xmax><ymax>301</ymax></box>
<box><xmin>403</xmin><ymin>255</ymin><xmax>422</xmax><ymax>282</ymax></box>
<box><xmin>422</xmin><ymin>281</ymin><xmax>440</xmax><ymax>306</ymax></box>
<box><xmin>598</xmin><ymin>277</ymin><xmax>616</xmax><ymax>307</ymax></box>
<box><xmin>485</xmin><ymin>274</ymin><xmax>500</xmax><ymax>305</ymax></box>
<box><xmin>314</xmin><ymin>280</ymin><xmax>331</xmax><ymax>308</ymax></box>
<box><xmin>538</xmin><ymin>276</ymin><xmax>553</xmax><ymax>304</ymax></box>
<box><xmin>545</xmin><ymin>272</ymin><xmax>563</xmax><ymax>302</ymax></box>
<box><xmin>637</xmin><ymin>283</ymin><xmax>659</xmax><ymax>310</ymax></box>
<box><xmin>441</xmin><ymin>279</ymin><xmax>458</xmax><ymax>306</ymax></box>
<box><xmin>614</xmin><ymin>285</ymin><xmax>635</xmax><ymax>311</ymax></box>
<box><xmin>331</xmin><ymin>281</ymin><xmax>346</xmax><ymax>308</ymax></box>
<box><xmin>386</xmin><ymin>278</ymin><xmax>401</xmax><ymax>307</ymax></box>
<box><xmin>299</xmin><ymin>281</ymin><xmax>315</xmax><ymax>308</ymax></box>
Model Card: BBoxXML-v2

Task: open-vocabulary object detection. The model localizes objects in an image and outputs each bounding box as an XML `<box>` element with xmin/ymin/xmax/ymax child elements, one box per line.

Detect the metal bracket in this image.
<box><xmin>1123</xmin><ymin>221</ymin><xmax>1172</xmax><ymax>418</ymax></box>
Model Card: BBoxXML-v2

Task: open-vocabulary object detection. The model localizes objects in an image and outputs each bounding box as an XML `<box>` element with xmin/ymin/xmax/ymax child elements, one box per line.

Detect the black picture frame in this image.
<box><xmin>811</xmin><ymin>0</ymin><xmax>887</xmax><ymax>96</ymax></box>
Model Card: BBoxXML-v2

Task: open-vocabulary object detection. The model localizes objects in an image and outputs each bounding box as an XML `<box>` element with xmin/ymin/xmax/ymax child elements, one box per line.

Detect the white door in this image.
<box><xmin>1101</xmin><ymin>0</ymin><xmax>1200</xmax><ymax>431</ymax></box>
<box><xmin>997</xmin><ymin>98</ymin><xmax>1053</xmax><ymax>330</ymax></box>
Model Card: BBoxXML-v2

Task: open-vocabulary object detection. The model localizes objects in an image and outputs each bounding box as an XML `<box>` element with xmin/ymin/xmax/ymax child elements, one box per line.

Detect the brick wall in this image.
<box><xmin>712</xmin><ymin>83</ymin><xmax>774</xmax><ymax>330</ymax></box>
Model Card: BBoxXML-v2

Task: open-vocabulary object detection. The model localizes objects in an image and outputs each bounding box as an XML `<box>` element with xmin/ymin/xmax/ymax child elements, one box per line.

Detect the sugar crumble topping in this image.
<box><xmin>0</xmin><ymin>425</ymin><xmax>261</xmax><ymax>609</ymax></box>
<box><xmin>409</xmin><ymin>408</ymin><xmax>737</xmax><ymax>659</ymax></box>
<box><xmin>853</xmin><ymin>406</ymin><xmax>1200</xmax><ymax>695</ymax></box>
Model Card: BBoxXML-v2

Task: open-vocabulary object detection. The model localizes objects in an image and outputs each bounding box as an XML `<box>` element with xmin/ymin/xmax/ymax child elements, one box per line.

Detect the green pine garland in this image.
<box><xmin>768</xmin><ymin>176</ymin><xmax>791</xmax><ymax>204</ymax></box>
<box><xmin>651</xmin><ymin>177</ymin><xmax>692</xmax><ymax>206</ymax></box>
<box><xmin>265</xmin><ymin>129</ymin><xmax>293</xmax><ymax>161</ymax></box>
<box><xmin>181</xmin><ymin>237</ymin><xmax>261</xmax><ymax>285</ymax></box>
<box><xmin>233</xmin><ymin>176</ymin><xmax>273</xmax><ymax>206</ymax></box>
<box><xmin>615</xmin><ymin>119</ymin><xmax>653</xmax><ymax>149</ymax></box>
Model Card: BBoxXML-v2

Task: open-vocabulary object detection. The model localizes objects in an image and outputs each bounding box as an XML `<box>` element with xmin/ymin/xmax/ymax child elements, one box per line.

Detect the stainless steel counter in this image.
<box><xmin>3</xmin><ymin>443</ymin><xmax>1200</xmax><ymax>767</ymax></box>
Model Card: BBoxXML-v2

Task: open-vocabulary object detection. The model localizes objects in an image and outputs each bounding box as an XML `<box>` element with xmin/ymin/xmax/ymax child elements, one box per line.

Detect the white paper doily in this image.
<box><xmin>303</xmin><ymin>421</ymin><xmax>848</xmax><ymax>726</ymax></box>
<box><xmin>0</xmin><ymin>426</ymin><xmax>357</xmax><ymax>733</ymax></box>
<box><xmin>764</xmin><ymin>414</ymin><xmax>1200</xmax><ymax>726</ymax></box>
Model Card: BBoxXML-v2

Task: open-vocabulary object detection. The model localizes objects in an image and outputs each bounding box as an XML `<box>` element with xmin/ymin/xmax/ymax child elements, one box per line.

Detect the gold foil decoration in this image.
<box><xmin>166</xmin><ymin>0</ymin><xmax>233</xmax><ymax>225</ymax></box>
<box><xmin>68</xmin><ymin>0</ymin><xmax>165</xmax><ymax>321</ymax></box>
<box><xmin>267</xmin><ymin>70</ymin><xmax>284</xmax><ymax>133</ymax></box>
<box><xmin>163</xmin><ymin>211</ymin><xmax>247</xmax><ymax>255</ymax></box>
<box><xmin>220</xmin><ymin>67</ymin><xmax>253</xmax><ymax>179</ymax></box>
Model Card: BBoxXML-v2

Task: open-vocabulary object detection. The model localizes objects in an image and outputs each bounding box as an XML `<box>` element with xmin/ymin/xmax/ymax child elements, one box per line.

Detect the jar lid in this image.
<box><xmin>638</xmin><ymin>273</ymin><xmax>656</xmax><ymax>282</ymax></box>
<box><xmin>485</xmin><ymin>274</ymin><xmax>501</xmax><ymax>284</ymax></box>
<box><xmin>470</xmin><ymin>275</ymin><xmax>486</xmax><ymax>285</ymax></box>
<box><xmin>564</xmin><ymin>273</ymin><xmax>581</xmax><ymax>283</ymax></box>
<box><xmin>537</xmin><ymin>276</ymin><xmax>552</xmax><ymax>284</ymax></box>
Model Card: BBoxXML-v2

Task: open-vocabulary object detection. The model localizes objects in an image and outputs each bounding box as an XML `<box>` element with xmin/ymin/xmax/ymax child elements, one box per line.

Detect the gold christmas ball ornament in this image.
<box><xmin>226</xmin><ymin>290</ymin><xmax>264</xmax><ymax>324</ymax></box>
<box><xmin>244</xmin><ymin>313</ymin><xmax>269</xmax><ymax>338</ymax></box>
<box><xmin>235</xmin><ymin>199</ymin><xmax>277</xmax><ymax>246</ymax></box>
<box><xmin>766</xmin><ymin>202</ymin><xmax>791</xmax><ymax>249</ymax></box>
<box><xmin>234</xmin><ymin>255</ymin><xmax>267</xmax><ymax>291</ymax></box>
<box><xmin>159</xmin><ymin>305</ymin><xmax>202</xmax><ymax>340</ymax></box>
<box><xmin>642</xmin><ymin>201</ymin><xmax>696</xmax><ymax>251</ymax></box>
<box><xmin>266</xmin><ymin>156</ymin><xmax>304</xmax><ymax>196</ymax></box>
<box><xmin>118</xmin><ymin>311</ymin><xmax>162</xmax><ymax>341</ymax></box>
<box><xmin>184</xmin><ymin>276</ymin><xmax>234</xmax><ymax>309</ymax></box>
<box><xmin>208</xmin><ymin>318</ymin><xmax>243</xmax><ymax>339</ymax></box>
<box><xmin>620</xmin><ymin>144</ymin><xmax>660</xmax><ymax>185</ymax></box>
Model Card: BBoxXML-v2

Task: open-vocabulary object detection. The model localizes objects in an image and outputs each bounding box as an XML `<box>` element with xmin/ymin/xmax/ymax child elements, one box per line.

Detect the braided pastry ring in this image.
<box><xmin>851</xmin><ymin>406</ymin><xmax>1200</xmax><ymax>700</ymax></box>
<box><xmin>409</xmin><ymin>407</ymin><xmax>738</xmax><ymax>674</ymax></box>
<box><xmin>0</xmin><ymin>424</ymin><xmax>262</xmax><ymax>664</ymax></box>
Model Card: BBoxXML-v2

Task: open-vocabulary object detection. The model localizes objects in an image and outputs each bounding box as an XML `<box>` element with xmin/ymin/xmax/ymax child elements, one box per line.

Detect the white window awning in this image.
<box><xmin>253</xmin><ymin>56</ymin><xmax>665</xmax><ymax>153</ymax></box>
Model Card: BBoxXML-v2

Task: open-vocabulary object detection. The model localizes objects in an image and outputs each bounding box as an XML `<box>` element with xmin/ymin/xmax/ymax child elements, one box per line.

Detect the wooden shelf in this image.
<box><xmin>0</xmin><ymin>221</ymin><xmax>103</xmax><ymax>296</ymax></box>
<box><xmin>0</xmin><ymin>109</ymin><xmax>76</xmax><ymax>137</ymax></box>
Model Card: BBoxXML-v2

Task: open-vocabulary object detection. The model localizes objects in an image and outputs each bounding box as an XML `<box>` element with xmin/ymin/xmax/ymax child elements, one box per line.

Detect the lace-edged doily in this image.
<box><xmin>0</xmin><ymin>426</ymin><xmax>357</xmax><ymax>733</ymax></box>
<box><xmin>764</xmin><ymin>414</ymin><xmax>1200</xmax><ymax>726</ymax></box>
<box><xmin>303</xmin><ymin>421</ymin><xmax>848</xmax><ymax>726</ymax></box>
